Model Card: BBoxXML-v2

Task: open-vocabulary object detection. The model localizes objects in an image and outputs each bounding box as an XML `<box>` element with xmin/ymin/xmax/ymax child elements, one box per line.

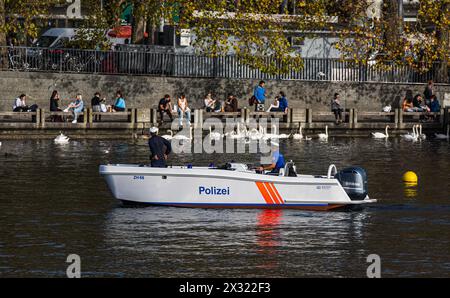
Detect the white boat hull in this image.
<box><xmin>100</xmin><ymin>164</ymin><xmax>376</xmax><ymax>211</ymax></box>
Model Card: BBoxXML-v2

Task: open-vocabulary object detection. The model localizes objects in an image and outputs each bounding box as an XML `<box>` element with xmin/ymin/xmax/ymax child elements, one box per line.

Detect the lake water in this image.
<box><xmin>0</xmin><ymin>136</ymin><xmax>449</xmax><ymax>277</ymax></box>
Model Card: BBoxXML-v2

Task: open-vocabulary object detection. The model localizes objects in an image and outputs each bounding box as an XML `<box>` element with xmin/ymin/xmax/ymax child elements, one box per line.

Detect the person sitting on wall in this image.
<box><xmin>212</xmin><ymin>98</ymin><xmax>223</xmax><ymax>112</ymax></box>
<box><xmin>224</xmin><ymin>94</ymin><xmax>238</xmax><ymax>112</ymax></box>
<box><xmin>158</xmin><ymin>94</ymin><xmax>173</xmax><ymax>124</ymax></box>
<box><xmin>412</xmin><ymin>94</ymin><xmax>429</xmax><ymax>112</ymax></box>
<box><xmin>177</xmin><ymin>93</ymin><xmax>191</xmax><ymax>128</ymax></box>
<box><xmin>402</xmin><ymin>96</ymin><xmax>415</xmax><ymax>112</ymax></box>
<box><xmin>112</xmin><ymin>90</ymin><xmax>126</xmax><ymax>112</ymax></box>
<box><xmin>13</xmin><ymin>94</ymin><xmax>28</xmax><ymax>112</ymax></box>
<box><xmin>330</xmin><ymin>93</ymin><xmax>343</xmax><ymax>124</ymax></box>
<box><xmin>100</xmin><ymin>98</ymin><xmax>109</xmax><ymax>113</ymax></box>
<box><xmin>49</xmin><ymin>90</ymin><xmax>63</xmax><ymax>122</ymax></box>
<box><xmin>65</xmin><ymin>94</ymin><xmax>84</xmax><ymax>124</ymax></box>
<box><xmin>427</xmin><ymin>95</ymin><xmax>441</xmax><ymax>121</ymax></box>
<box><xmin>266</xmin><ymin>91</ymin><xmax>289</xmax><ymax>113</ymax></box>
<box><xmin>204</xmin><ymin>93</ymin><xmax>215</xmax><ymax>112</ymax></box>
<box><xmin>13</xmin><ymin>94</ymin><xmax>38</xmax><ymax>113</ymax></box>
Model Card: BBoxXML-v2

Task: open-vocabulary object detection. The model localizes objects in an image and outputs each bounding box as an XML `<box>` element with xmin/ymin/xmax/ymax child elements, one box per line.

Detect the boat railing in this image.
<box><xmin>327</xmin><ymin>164</ymin><xmax>338</xmax><ymax>179</ymax></box>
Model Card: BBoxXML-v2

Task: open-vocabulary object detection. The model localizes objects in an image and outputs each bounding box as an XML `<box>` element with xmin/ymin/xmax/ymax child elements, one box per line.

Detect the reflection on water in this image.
<box><xmin>0</xmin><ymin>137</ymin><xmax>449</xmax><ymax>277</ymax></box>
<box><xmin>404</xmin><ymin>183</ymin><xmax>418</xmax><ymax>199</ymax></box>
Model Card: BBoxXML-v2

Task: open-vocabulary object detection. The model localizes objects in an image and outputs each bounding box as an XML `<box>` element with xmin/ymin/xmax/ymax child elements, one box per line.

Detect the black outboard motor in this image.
<box><xmin>335</xmin><ymin>167</ymin><xmax>368</xmax><ymax>200</ymax></box>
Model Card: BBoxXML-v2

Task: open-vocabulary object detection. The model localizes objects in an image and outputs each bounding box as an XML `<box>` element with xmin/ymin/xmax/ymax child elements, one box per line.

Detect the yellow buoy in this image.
<box><xmin>403</xmin><ymin>171</ymin><xmax>418</xmax><ymax>184</ymax></box>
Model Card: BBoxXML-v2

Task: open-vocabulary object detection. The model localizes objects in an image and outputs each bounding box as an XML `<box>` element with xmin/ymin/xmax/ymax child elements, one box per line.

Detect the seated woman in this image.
<box><xmin>177</xmin><ymin>93</ymin><xmax>191</xmax><ymax>127</ymax></box>
<box><xmin>428</xmin><ymin>95</ymin><xmax>441</xmax><ymax>121</ymax></box>
<box><xmin>414</xmin><ymin>94</ymin><xmax>431</xmax><ymax>113</ymax></box>
<box><xmin>112</xmin><ymin>90</ymin><xmax>126</xmax><ymax>112</ymax></box>
<box><xmin>429</xmin><ymin>95</ymin><xmax>440</xmax><ymax>112</ymax></box>
<box><xmin>204</xmin><ymin>93</ymin><xmax>215</xmax><ymax>112</ymax></box>
<box><xmin>13</xmin><ymin>94</ymin><xmax>28</xmax><ymax>112</ymax></box>
<box><xmin>330</xmin><ymin>93</ymin><xmax>344</xmax><ymax>124</ymax></box>
<box><xmin>224</xmin><ymin>94</ymin><xmax>238</xmax><ymax>112</ymax></box>
<box><xmin>100</xmin><ymin>98</ymin><xmax>108</xmax><ymax>113</ymax></box>
<box><xmin>67</xmin><ymin>94</ymin><xmax>84</xmax><ymax>124</ymax></box>
<box><xmin>402</xmin><ymin>97</ymin><xmax>415</xmax><ymax>112</ymax></box>
<box><xmin>266</xmin><ymin>91</ymin><xmax>288</xmax><ymax>113</ymax></box>
<box><xmin>49</xmin><ymin>90</ymin><xmax>63</xmax><ymax>122</ymax></box>
<box><xmin>212</xmin><ymin>98</ymin><xmax>222</xmax><ymax>112</ymax></box>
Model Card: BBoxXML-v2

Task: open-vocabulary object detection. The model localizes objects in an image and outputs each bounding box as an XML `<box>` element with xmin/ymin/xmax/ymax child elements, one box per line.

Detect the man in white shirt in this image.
<box><xmin>13</xmin><ymin>94</ymin><xmax>28</xmax><ymax>112</ymax></box>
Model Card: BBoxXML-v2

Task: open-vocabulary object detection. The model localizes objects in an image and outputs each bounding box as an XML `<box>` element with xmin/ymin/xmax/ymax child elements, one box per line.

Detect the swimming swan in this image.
<box><xmin>402</xmin><ymin>125</ymin><xmax>418</xmax><ymax>141</ymax></box>
<box><xmin>435</xmin><ymin>125</ymin><xmax>449</xmax><ymax>139</ymax></box>
<box><xmin>318</xmin><ymin>126</ymin><xmax>328</xmax><ymax>140</ymax></box>
<box><xmin>54</xmin><ymin>133</ymin><xmax>70</xmax><ymax>144</ymax></box>
<box><xmin>162</xmin><ymin>130</ymin><xmax>173</xmax><ymax>140</ymax></box>
<box><xmin>173</xmin><ymin>127</ymin><xmax>193</xmax><ymax>140</ymax></box>
<box><xmin>209</xmin><ymin>127</ymin><xmax>222</xmax><ymax>141</ymax></box>
<box><xmin>293</xmin><ymin>126</ymin><xmax>303</xmax><ymax>140</ymax></box>
<box><xmin>418</xmin><ymin>124</ymin><xmax>426</xmax><ymax>140</ymax></box>
<box><xmin>372</xmin><ymin>125</ymin><xmax>390</xmax><ymax>139</ymax></box>
<box><xmin>268</xmin><ymin>124</ymin><xmax>290</xmax><ymax>139</ymax></box>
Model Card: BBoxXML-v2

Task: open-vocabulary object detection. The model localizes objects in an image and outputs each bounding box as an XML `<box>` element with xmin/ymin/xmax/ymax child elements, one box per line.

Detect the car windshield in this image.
<box><xmin>33</xmin><ymin>36</ymin><xmax>57</xmax><ymax>48</ymax></box>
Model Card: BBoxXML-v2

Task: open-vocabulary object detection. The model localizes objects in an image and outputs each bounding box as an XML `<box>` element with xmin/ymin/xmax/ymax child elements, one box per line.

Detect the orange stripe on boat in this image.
<box><xmin>264</xmin><ymin>182</ymin><xmax>282</xmax><ymax>204</ymax></box>
<box><xmin>255</xmin><ymin>182</ymin><xmax>274</xmax><ymax>204</ymax></box>
<box><xmin>270</xmin><ymin>183</ymin><xmax>284</xmax><ymax>204</ymax></box>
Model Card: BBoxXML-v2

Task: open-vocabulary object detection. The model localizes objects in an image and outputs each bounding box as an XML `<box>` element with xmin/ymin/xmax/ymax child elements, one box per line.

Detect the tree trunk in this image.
<box><xmin>383</xmin><ymin>0</ymin><xmax>402</xmax><ymax>55</ymax></box>
<box><xmin>0</xmin><ymin>0</ymin><xmax>6</xmax><ymax>46</ymax></box>
<box><xmin>0</xmin><ymin>0</ymin><xmax>7</xmax><ymax>69</ymax></box>
<box><xmin>436</xmin><ymin>3</ymin><xmax>449</xmax><ymax>83</ymax></box>
<box><xmin>145</xmin><ymin>16</ymin><xmax>156</xmax><ymax>45</ymax></box>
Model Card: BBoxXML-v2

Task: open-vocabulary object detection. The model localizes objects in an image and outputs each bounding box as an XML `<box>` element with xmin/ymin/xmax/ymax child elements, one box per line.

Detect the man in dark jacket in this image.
<box><xmin>148</xmin><ymin>127</ymin><xmax>172</xmax><ymax>168</ymax></box>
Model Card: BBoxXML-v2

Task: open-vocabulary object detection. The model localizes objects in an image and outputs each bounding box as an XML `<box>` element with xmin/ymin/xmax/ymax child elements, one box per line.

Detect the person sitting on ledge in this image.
<box><xmin>204</xmin><ymin>93</ymin><xmax>215</xmax><ymax>112</ymax></box>
<box><xmin>66</xmin><ymin>94</ymin><xmax>84</xmax><ymax>124</ymax></box>
<box><xmin>330</xmin><ymin>93</ymin><xmax>344</xmax><ymax>124</ymax></box>
<box><xmin>13</xmin><ymin>94</ymin><xmax>28</xmax><ymax>112</ymax></box>
<box><xmin>402</xmin><ymin>96</ymin><xmax>415</xmax><ymax>112</ymax></box>
<box><xmin>100</xmin><ymin>98</ymin><xmax>108</xmax><ymax>113</ymax></box>
<box><xmin>49</xmin><ymin>90</ymin><xmax>63</xmax><ymax>122</ymax></box>
<box><xmin>158</xmin><ymin>94</ymin><xmax>173</xmax><ymax>123</ymax></box>
<box><xmin>427</xmin><ymin>95</ymin><xmax>441</xmax><ymax>121</ymax></box>
<box><xmin>177</xmin><ymin>93</ymin><xmax>191</xmax><ymax>128</ymax></box>
<box><xmin>412</xmin><ymin>94</ymin><xmax>429</xmax><ymax>112</ymax></box>
<box><xmin>212</xmin><ymin>98</ymin><xmax>222</xmax><ymax>112</ymax></box>
<box><xmin>112</xmin><ymin>90</ymin><xmax>126</xmax><ymax>112</ymax></box>
<box><xmin>224</xmin><ymin>94</ymin><xmax>238</xmax><ymax>112</ymax></box>
<box><xmin>266</xmin><ymin>91</ymin><xmax>288</xmax><ymax>113</ymax></box>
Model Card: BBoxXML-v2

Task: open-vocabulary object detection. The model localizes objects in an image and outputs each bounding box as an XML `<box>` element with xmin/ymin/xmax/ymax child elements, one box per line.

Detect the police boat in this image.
<box><xmin>99</xmin><ymin>162</ymin><xmax>376</xmax><ymax>211</ymax></box>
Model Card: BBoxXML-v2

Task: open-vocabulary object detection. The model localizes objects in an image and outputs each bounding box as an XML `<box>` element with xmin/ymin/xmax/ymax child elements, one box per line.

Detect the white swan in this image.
<box><xmin>318</xmin><ymin>125</ymin><xmax>328</xmax><ymax>140</ymax></box>
<box><xmin>435</xmin><ymin>125</ymin><xmax>450</xmax><ymax>139</ymax></box>
<box><xmin>209</xmin><ymin>127</ymin><xmax>222</xmax><ymax>141</ymax></box>
<box><xmin>54</xmin><ymin>133</ymin><xmax>70</xmax><ymax>144</ymax></box>
<box><xmin>418</xmin><ymin>124</ymin><xmax>426</xmax><ymax>140</ymax></box>
<box><xmin>173</xmin><ymin>127</ymin><xmax>193</xmax><ymax>141</ymax></box>
<box><xmin>248</xmin><ymin>127</ymin><xmax>264</xmax><ymax>140</ymax></box>
<box><xmin>162</xmin><ymin>130</ymin><xmax>173</xmax><ymax>140</ymax></box>
<box><xmin>265</xmin><ymin>124</ymin><xmax>290</xmax><ymax>139</ymax></box>
<box><xmin>225</xmin><ymin>123</ymin><xmax>246</xmax><ymax>139</ymax></box>
<box><xmin>402</xmin><ymin>125</ymin><xmax>418</xmax><ymax>141</ymax></box>
<box><xmin>372</xmin><ymin>125</ymin><xmax>390</xmax><ymax>139</ymax></box>
<box><xmin>293</xmin><ymin>126</ymin><xmax>303</xmax><ymax>140</ymax></box>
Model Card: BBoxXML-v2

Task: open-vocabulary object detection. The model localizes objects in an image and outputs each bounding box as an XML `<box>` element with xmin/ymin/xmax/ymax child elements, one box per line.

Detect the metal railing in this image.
<box><xmin>0</xmin><ymin>46</ymin><xmax>445</xmax><ymax>83</ymax></box>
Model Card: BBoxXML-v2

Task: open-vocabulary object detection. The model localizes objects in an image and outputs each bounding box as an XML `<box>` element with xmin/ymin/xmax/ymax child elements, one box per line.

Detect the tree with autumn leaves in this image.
<box><xmin>0</xmin><ymin>0</ymin><xmax>449</xmax><ymax>81</ymax></box>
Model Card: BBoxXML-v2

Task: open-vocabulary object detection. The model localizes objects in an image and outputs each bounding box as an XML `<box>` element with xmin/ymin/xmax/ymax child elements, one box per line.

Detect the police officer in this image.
<box><xmin>257</xmin><ymin>141</ymin><xmax>285</xmax><ymax>174</ymax></box>
<box><xmin>148</xmin><ymin>127</ymin><xmax>172</xmax><ymax>168</ymax></box>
